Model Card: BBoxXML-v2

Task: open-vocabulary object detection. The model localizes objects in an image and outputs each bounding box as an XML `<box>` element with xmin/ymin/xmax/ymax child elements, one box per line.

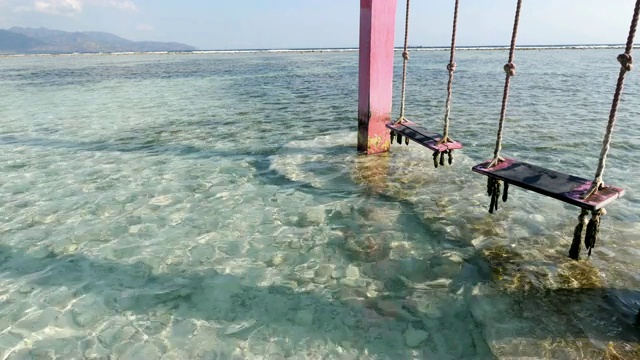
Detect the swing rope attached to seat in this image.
<box><xmin>484</xmin><ymin>0</ymin><xmax>522</xmax><ymax>213</ymax></box>
<box><xmin>388</xmin><ymin>0</ymin><xmax>464</xmax><ymax>167</ymax></box>
<box><xmin>570</xmin><ymin>0</ymin><xmax>640</xmax><ymax>259</ymax></box>
<box><xmin>488</xmin><ymin>0</ymin><xmax>522</xmax><ymax>170</ymax></box>
<box><xmin>439</xmin><ymin>0</ymin><xmax>460</xmax><ymax>146</ymax></box>
<box><xmin>395</xmin><ymin>0</ymin><xmax>411</xmax><ymax>125</ymax></box>
<box><xmin>472</xmin><ymin>0</ymin><xmax>628</xmax><ymax>260</ymax></box>
<box><xmin>433</xmin><ymin>0</ymin><xmax>461</xmax><ymax>166</ymax></box>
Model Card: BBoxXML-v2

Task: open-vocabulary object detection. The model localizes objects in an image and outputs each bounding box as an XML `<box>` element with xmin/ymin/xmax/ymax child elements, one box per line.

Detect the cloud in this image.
<box><xmin>33</xmin><ymin>0</ymin><xmax>83</xmax><ymax>15</ymax></box>
<box><xmin>99</xmin><ymin>0</ymin><xmax>136</xmax><ymax>11</ymax></box>
<box><xmin>10</xmin><ymin>0</ymin><xmax>137</xmax><ymax>15</ymax></box>
<box><xmin>136</xmin><ymin>23</ymin><xmax>153</xmax><ymax>31</ymax></box>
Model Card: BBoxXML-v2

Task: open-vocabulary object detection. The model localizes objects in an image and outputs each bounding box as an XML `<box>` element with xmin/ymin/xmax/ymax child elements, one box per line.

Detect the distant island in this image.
<box><xmin>0</xmin><ymin>27</ymin><xmax>196</xmax><ymax>55</ymax></box>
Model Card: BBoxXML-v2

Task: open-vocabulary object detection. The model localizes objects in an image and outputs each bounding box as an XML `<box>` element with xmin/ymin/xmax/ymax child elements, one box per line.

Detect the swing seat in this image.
<box><xmin>386</xmin><ymin>120</ymin><xmax>463</xmax><ymax>152</ymax></box>
<box><xmin>472</xmin><ymin>158</ymin><xmax>625</xmax><ymax>211</ymax></box>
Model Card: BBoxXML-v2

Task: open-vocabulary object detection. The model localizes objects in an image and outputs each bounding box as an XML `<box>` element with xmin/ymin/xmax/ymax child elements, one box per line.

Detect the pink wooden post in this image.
<box><xmin>357</xmin><ymin>0</ymin><xmax>398</xmax><ymax>154</ymax></box>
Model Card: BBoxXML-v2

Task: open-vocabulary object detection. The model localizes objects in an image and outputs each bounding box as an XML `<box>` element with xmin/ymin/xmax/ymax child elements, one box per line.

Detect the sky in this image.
<box><xmin>0</xmin><ymin>0</ymin><xmax>637</xmax><ymax>50</ymax></box>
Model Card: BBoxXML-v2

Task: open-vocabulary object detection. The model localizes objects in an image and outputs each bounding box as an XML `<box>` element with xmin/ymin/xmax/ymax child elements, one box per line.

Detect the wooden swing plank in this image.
<box><xmin>472</xmin><ymin>158</ymin><xmax>625</xmax><ymax>211</ymax></box>
<box><xmin>386</xmin><ymin>120</ymin><xmax>463</xmax><ymax>152</ymax></box>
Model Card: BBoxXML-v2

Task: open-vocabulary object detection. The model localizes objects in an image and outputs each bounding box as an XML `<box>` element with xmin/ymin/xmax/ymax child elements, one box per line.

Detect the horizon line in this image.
<box><xmin>203</xmin><ymin>43</ymin><xmax>629</xmax><ymax>52</ymax></box>
<box><xmin>0</xmin><ymin>43</ymin><xmax>632</xmax><ymax>57</ymax></box>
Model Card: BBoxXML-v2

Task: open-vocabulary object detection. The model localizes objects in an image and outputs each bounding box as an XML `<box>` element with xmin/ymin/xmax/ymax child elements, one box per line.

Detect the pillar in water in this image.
<box><xmin>357</xmin><ymin>0</ymin><xmax>398</xmax><ymax>154</ymax></box>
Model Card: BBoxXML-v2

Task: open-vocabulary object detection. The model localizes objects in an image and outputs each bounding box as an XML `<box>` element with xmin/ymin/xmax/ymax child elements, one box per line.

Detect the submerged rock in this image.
<box><xmin>344</xmin><ymin>235</ymin><xmax>391</xmax><ymax>263</ymax></box>
<box><xmin>369</xmin><ymin>299</ymin><xmax>419</xmax><ymax>321</ymax></box>
<box><xmin>224</xmin><ymin>319</ymin><xmax>257</xmax><ymax>335</ymax></box>
<box><xmin>314</xmin><ymin>264</ymin><xmax>334</xmax><ymax>284</ymax></box>
<box><xmin>149</xmin><ymin>195</ymin><xmax>172</xmax><ymax>206</ymax></box>
<box><xmin>297</xmin><ymin>206</ymin><xmax>325</xmax><ymax>227</ymax></box>
<box><xmin>404</xmin><ymin>326</ymin><xmax>429</xmax><ymax>348</ymax></box>
<box><xmin>331</xmin><ymin>267</ymin><xmax>346</xmax><ymax>279</ymax></box>
<box><xmin>267</xmin><ymin>253</ymin><xmax>285</xmax><ymax>267</ymax></box>
<box><xmin>295</xmin><ymin>309</ymin><xmax>314</xmax><ymax>326</ymax></box>
<box><xmin>345</xmin><ymin>265</ymin><xmax>360</xmax><ymax>279</ymax></box>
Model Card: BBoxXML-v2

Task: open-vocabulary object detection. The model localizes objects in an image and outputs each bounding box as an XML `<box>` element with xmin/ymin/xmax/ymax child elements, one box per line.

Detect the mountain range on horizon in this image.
<box><xmin>0</xmin><ymin>27</ymin><xmax>197</xmax><ymax>54</ymax></box>
<box><xmin>0</xmin><ymin>26</ymin><xmax>632</xmax><ymax>55</ymax></box>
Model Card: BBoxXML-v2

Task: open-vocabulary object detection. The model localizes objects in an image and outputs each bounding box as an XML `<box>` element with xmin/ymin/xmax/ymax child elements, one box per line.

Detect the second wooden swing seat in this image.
<box><xmin>388</xmin><ymin>0</ymin><xmax>463</xmax><ymax>164</ymax></box>
<box><xmin>387</xmin><ymin>120</ymin><xmax>463</xmax><ymax>153</ymax></box>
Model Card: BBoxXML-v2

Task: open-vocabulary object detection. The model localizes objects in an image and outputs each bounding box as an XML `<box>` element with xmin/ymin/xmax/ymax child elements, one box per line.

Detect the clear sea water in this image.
<box><xmin>0</xmin><ymin>49</ymin><xmax>639</xmax><ymax>359</ymax></box>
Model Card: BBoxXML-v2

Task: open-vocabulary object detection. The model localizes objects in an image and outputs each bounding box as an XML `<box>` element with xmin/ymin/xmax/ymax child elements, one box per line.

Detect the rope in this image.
<box><xmin>439</xmin><ymin>0</ymin><xmax>460</xmax><ymax>144</ymax></box>
<box><xmin>569</xmin><ymin>208</ymin><xmax>589</xmax><ymax>259</ymax></box>
<box><xmin>585</xmin><ymin>208</ymin><xmax>606</xmax><ymax>256</ymax></box>
<box><xmin>567</xmin><ymin>0</ymin><xmax>639</xmax><ymax>260</ymax></box>
<box><xmin>395</xmin><ymin>0</ymin><xmax>411</xmax><ymax>124</ymax></box>
<box><xmin>486</xmin><ymin>177</ymin><xmax>509</xmax><ymax>213</ymax></box>
<box><xmin>488</xmin><ymin>0</ymin><xmax>523</xmax><ymax>168</ymax></box>
<box><xmin>487</xmin><ymin>178</ymin><xmax>500</xmax><ymax>213</ymax></box>
<box><xmin>583</xmin><ymin>0</ymin><xmax>640</xmax><ymax>199</ymax></box>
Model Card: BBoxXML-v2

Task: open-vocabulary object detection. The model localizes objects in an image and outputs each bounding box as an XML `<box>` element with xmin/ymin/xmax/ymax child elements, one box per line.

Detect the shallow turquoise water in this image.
<box><xmin>0</xmin><ymin>49</ymin><xmax>639</xmax><ymax>359</ymax></box>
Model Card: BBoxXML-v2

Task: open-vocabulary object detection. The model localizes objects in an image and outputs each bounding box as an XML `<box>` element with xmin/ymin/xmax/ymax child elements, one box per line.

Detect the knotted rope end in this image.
<box><xmin>585</xmin><ymin>208</ymin><xmax>606</xmax><ymax>257</ymax></box>
<box><xmin>487</xmin><ymin>156</ymin><xmax>505</xmax><ymax>169</ymax></box>
<box><xmin>393</xmin><ymin>116</ymin><xmax>407</xmax><ymax>126</ymax></box>
<box><xmin>582</xmin><ymin>180</ymin><xmax>605</xmax><ymax>200</ymax></box>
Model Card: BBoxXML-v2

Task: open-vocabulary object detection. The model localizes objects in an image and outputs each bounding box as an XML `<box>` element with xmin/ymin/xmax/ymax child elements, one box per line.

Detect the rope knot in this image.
<box><xmin>402</xmin><ymin>51</ymin><xmax>410</xmax><ymax>61</ymax></box>
<box><xmin>447</xmin><ymin>62</ymin><xmax>457</xmax><ymax>72</ymax></box>
<box><xmin>617</xmin><ymin>53</ymin><xmax>633</xmax><ymax>71</ymax></box>
<box><xmin>503</xmin><ymin>62</ymin><xmax>516</xmax><ymax>76</ymax></box>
